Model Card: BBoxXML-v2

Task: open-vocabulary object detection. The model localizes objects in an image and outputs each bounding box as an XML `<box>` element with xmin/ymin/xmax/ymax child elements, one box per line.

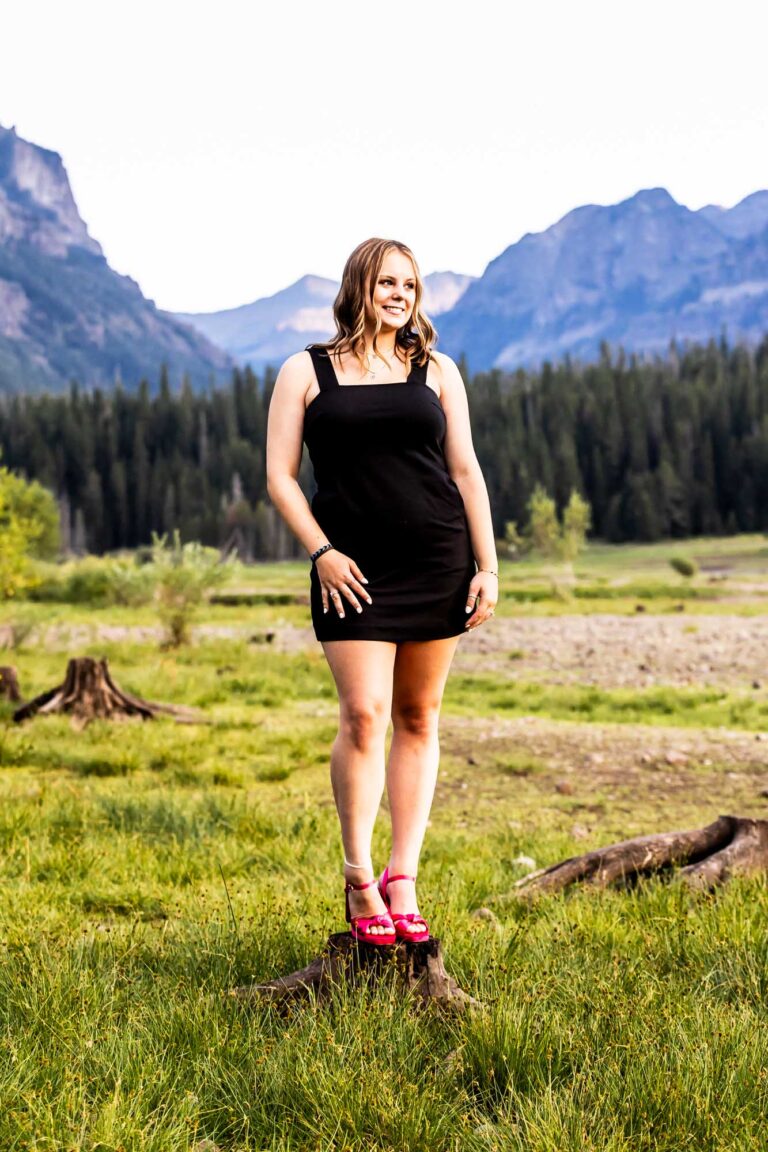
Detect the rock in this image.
<box><xmin>571</xmin><ymin>823</ymin><xmax>590</xmax><ymax>840</ymax></box>
<box><xmin>511</xmin><ymin>854</ymin><xmax>537</xmax><ymax>870</ymax></box>
<box><xmin>665</xmin><ymin>750</ymin><xmax>689</xmax><ymax>767</ymax></box>
<box><xmin>555</xmin><ymin>779</ymin><xmax>574</xmax><ymax>795</ymax></box>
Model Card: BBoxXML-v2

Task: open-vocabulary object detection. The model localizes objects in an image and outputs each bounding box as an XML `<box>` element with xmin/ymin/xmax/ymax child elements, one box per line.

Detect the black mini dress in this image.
<box><xmin>303</xmin><ymin>345</ymin><xmax>476</xmax><ymax>642</ymax></box>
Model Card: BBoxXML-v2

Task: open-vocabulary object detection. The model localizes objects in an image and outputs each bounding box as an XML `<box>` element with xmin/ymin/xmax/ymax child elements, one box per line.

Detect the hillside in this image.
<box><xmin>0</xmin><ymin>125</ymin><xmax>230</xmax><ymax>393</ymax></box>
<box><xmin>437</xmin><ymin>188</ymin><xmax>768</xmax><ymax>371</ymax></box>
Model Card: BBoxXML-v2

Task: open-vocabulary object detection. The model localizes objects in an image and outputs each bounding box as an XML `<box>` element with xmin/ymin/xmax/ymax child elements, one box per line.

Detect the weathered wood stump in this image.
<box><xmin>513</xmin><ymin>815</ymin><xmax>768</xmax><ymax>896</ymax></box>
<box><xmin>0</xmin><ymin>666</ymin><xmax>22</xmax><ymax>703</ymax></box>
<box><xmin>233</xmin><ymin>932</ymin><xmax>481</xmax><ymax>1012</ymax></box>
<box><xmin>13</xmin><ymin>657</ymin><xmax>200</xmax><ymax>726</ymax></box>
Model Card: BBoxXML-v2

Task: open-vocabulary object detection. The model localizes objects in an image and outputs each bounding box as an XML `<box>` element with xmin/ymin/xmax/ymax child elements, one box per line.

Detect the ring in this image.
<box><xmin>331</xmin><ymin>590</ymin><xmax>340</xmax><ymax>598</ymax></box>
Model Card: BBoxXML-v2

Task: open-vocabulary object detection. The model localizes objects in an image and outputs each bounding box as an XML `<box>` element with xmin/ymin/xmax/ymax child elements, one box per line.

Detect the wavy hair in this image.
<box><xmin>322</xmin><ymin>238</ymin><xmax>437</xmax><ymax>369</ymax></box>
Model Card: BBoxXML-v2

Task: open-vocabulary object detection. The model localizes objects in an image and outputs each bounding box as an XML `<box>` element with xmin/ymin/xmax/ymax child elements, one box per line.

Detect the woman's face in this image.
<box><xmin>368</xmin><ymin>250</ymin><xmax>417</xmax><ymax>331</ymax></box>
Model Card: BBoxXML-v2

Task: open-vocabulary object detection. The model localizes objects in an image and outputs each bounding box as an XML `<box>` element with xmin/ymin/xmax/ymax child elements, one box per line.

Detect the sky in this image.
<box><xmin>3</xmin><ymin>0</ymin><xmax>768</xmax><ymax>314</ymax></box>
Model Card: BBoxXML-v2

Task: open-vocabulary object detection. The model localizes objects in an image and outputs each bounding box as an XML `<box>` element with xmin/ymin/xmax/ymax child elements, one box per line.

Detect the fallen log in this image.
<box><xmin>233</xmin><ymin>931</ymin><xmax>481</xmax><ymax>1012</ymax></box>
<box><xmin>13</xmin><ymin>656</ymin><xmax>201</xmax><ymax>727</ymax></box>
<box><xmin>0</xmin><ymin>666</ymin><xmax>22</xmax><ymax>703</ymax></box>
<box><xmin>513</xmin><ymin>815</ymin><xmax>768</xmax><ymax>896</ymax></box>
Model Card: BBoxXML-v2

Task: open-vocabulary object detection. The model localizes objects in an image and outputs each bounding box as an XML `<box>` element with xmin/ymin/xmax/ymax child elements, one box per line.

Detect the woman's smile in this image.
<box><xmin>372</xmin><ymin>250</ymin><xmax>416</xmax><ymax>327</ymax></box>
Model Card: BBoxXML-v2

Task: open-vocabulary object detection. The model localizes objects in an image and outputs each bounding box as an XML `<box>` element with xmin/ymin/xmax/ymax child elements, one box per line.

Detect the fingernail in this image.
<box><xmin>323</xmin><ymin>607</ymin><xmax>328</xmax><ymax>614</ymax></box>
<box><xmin>361</xmin><ymin>577</ymin><xmax>369</xmax><ymax>584</ymax></box>
<box><xmin>465</xmin><ymin>606</ymin><xmax>472</xmax><ymax>613</ymax></box>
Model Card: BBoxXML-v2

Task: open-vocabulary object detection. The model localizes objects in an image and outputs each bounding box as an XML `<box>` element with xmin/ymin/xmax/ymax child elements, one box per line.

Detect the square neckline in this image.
<box><xmin>304</xmin><ymin>345</ymin><xmax>438</xmax><ymax>413</ymax></box>
<box><xmin>323</xmin><ymin>349</ymin><xmax>416</xmax><ymax>389</ymax></box>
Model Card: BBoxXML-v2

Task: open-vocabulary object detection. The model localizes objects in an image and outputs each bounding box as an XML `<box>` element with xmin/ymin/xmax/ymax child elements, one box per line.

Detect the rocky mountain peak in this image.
<box><xmin>0</xmin><ymin>124</ymin><xmax>229</xmax><ymax>392</ymax></box>
<box><xmin>0</xmin><ymin>123</ymin><xmax>102</xmax><ymax>258</ymax></box>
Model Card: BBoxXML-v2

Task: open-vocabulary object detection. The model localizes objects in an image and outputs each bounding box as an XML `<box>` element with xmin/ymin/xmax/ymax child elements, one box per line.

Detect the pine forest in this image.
<box><xmin>2</xmin><ymin>337</ymin><xmax>767</xmax><ymax>557</ymax></box>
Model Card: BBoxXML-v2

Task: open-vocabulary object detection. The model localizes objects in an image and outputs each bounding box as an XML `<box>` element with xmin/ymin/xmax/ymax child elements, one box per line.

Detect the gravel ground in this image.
<box><xmin>456</xmin><ymin>613</ymin><xmax>768</xmax><ymax>689</ymax></box>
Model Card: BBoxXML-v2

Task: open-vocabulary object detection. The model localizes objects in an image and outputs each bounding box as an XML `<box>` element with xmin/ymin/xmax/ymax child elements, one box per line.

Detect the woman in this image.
<box><xmin>266</xmin><ymin>238</ymin><xmax>497</xmax><ymax>945</ymax></box>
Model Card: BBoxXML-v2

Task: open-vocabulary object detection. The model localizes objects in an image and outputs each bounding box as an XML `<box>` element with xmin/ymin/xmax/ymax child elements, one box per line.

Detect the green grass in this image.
<box><xmin>1</xmin><ymin>540</ymin><xmax>768</xmax><ymax>1148</ymax></box>
<box><xmin>446</xmin><ymin>675</ymin><xmax>768</xmax><ymax>730</ymax></box>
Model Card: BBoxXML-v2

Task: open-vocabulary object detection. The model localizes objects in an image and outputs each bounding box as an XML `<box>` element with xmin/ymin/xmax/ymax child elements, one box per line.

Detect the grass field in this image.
<box><xmin>1</xmin><ymin>537</ymin><xmax>767</xmax><ymax>1150</ymax></box>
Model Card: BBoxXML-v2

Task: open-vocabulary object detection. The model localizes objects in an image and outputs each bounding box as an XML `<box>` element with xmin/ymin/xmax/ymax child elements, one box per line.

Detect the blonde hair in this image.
<box><xmin>322</xmin><ymin>238</ymin><xmax>437</xmax><ymax>369</ymax></box>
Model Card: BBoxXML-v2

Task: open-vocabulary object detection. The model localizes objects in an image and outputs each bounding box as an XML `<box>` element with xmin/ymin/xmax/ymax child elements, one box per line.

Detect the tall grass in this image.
<box><xmin>1</xmin><ymin>543</ymin><xmax>768</xmax><ymax>1148</ymax></box>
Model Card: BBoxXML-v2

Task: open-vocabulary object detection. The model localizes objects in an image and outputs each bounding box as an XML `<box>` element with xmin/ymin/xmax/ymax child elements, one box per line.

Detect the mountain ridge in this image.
<box><xmin>2</xmin><ymin>119</ymin><xmax>767</xmax><ymax>388</ymax></box>
<box><xmin>435</xmin><ymin>186</ymin><xmax>768</xmax><ymax>372</ymax></box>
<box><xmin>0</xmin><ymin>124</ymin><xmax>230</xmax><ymax>393</ymax></box>
<box><xmin>175</xmin><ymin>270</ymin><xmax>475</xmax><ymax>371</ymax></box>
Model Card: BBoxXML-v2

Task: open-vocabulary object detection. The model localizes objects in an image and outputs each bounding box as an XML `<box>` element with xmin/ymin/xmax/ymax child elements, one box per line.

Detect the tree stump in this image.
<box><xmin>233</xmin><ymin>932</ymin><xmax>481</xmax><ymax>1012</ymax></box>
<box><xmin>513</xmin><ymin>815</ymin><xmax>768</xmax><ymax>896</ymax></box>
<box><xmin>0</xmin><ymin>666</ymin><xmax>22</xmax><ymax>703</ymax></box>
<box><xmin>13</xmin><ymin>657</ymin><xmax>200</xmax><ymax>726</ymax></box>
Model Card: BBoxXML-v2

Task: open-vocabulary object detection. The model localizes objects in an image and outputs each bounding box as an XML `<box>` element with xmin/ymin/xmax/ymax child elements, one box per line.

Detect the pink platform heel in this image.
<box><xmin>344</xmin><ymin>877</ymin><xmax>396</xmax><ymax>946</ymax></box>
<box><xmin>378</xmin><ymin>867</ymin><xmax>430</xmax><ymax>942</ymax></box>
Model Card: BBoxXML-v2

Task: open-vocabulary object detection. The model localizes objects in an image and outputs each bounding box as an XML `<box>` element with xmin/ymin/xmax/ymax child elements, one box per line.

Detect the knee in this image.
<box><xmin>340</xmin><ymin>699</ymin><xmax>388</xmax><ymax>752</ymax></box>
<box><xmin>392</xmin><ymin>700</ymin><xmax>440</xmax><ymax>739</ymax></box>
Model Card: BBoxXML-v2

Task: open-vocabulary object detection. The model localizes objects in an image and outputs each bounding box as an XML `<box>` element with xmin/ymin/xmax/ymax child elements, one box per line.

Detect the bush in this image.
<box><xmin>104</xmin><ymin>559</ymin><xmax>156</xmax><ymax>607</ymax></box>
<box><xmin>0</xmin><ymin>465</ymin><xmax>59</xmax><ymax>599</ymax></box>
<box><xmin>669</xmin><ymin>557</ymin><xmax>698</xmax><ymax>579</ymax></box>
<box><xmin>28</xmin><ymin>556</ymin><xmax>156</xmax><ymax>606</ymax></box>
<box><xmin>151</xmin><ymin>532</ymin><xmax>231</xmax><ymax>647</ymax></box>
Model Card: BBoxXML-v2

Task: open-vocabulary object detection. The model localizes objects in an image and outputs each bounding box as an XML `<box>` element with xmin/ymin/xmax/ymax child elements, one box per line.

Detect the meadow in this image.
<box><xmin>1</xmin><ymin>536</ymin><xmax>767</xmax><ymax>1150</ymax></box>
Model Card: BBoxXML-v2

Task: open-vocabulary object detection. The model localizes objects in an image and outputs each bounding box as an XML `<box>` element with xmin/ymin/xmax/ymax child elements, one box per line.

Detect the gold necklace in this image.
<box><xmin>364</xmin><ymin>352</ymin><xmax>384</xmax><ymax>380</ymax></box>
<box><xmin>364</xmin><ymin>349</ymin><xmax>398</xmax><ymax>381</ymax></box>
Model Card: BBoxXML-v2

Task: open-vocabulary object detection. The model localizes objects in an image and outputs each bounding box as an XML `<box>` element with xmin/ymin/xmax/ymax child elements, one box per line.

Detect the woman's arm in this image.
<box><xmin>266</xmin><ymin>352</ymin><xmax>329</xmax><ymax>555</ymax></box>
<box><xmin>266</xmin><ymin>352</ymin><xmax>372</xmax><ymax>617</ymax></box>
<box><xmin>432</xmin><ymin>351</ymin><xmax>498</xmax><ymax>627</ymax></box>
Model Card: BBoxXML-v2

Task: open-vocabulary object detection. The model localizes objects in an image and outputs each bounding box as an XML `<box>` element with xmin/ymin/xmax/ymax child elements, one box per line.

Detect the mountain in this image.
<box><xmin>698</xmin><ymin>191</ymin><xmax>768</xmax><ymax>239</ymax></box>
<box><xmin>436</xmin><ymin>188</ymin><xmax>768</xmax><ymax>372</ymax></box>
<box><xmin>175</xmin><ymin>275</ymin><xmax>339</xmax><ymax>370</ymax></box>
<box><xmin>175</xmin><ymin>271</ymin><xmax>475</xmax><ymax>371</ymax></box>
<box><xmin>0</xmin><ymin>124</ymin><xmax>230</xmax><ymax>393</ymax></box>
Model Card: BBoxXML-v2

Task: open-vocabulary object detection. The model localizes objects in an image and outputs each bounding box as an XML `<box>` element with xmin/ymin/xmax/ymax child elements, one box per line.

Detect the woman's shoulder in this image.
<box><xmin>427</xmin><ymin>350</ymin><xmax>464</xmax><ymax>391</ymax></box>
<box><xmin>277</xmin><ymin>348</ymin><xmax>314</xmax><ymax>378</ymax></box>
<box><xmin>272</xmin><ymin>350</ymin><xmax>317</xmax><ymax>403</ymax></box>
<box><xmin>428</xmin><ymin>350</ymin><xmax>455</xmax><ymax>369</ymax></box>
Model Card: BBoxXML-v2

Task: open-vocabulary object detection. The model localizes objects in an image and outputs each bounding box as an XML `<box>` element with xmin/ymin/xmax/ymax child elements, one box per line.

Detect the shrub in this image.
<box><xmin>0</xmin><ymin>465</ymin><xmax>59</xmax><ymax>599</ymax></box>
<box><xmin>105</xmin><ymin>559</ymin><xmax>156</xmax><ymax>607</ymax></box>
<box><xmin>669</xmin><ymin>557</ymin><xmax>698</xmax><ymax>579</ymax></box>
<box><xmin>151</xmin><ymin>531</ymin><xmax>231</xmax><ymax>647</ymax></box>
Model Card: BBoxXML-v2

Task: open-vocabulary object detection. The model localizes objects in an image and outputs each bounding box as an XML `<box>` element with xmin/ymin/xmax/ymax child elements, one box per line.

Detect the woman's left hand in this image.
<box><xmin>464</xmin><ymin>570</ymin><xmax>498</xmax><ymax>630</ymax></box>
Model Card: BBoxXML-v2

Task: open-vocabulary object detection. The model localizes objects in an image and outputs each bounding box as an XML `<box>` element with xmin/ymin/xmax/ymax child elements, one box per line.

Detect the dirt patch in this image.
<box><xmin>40</xmin><ymin>612</ymin><xmax>768</xmax><ymax>692</ymax></box>
<box><xmin>437</xmin><ymin>714</ymin><xmax>768</xmax><ymax>837</ymax></box>
<box><xmin>455</xmin><ymin>614</ymin><xmax>768</xmax><ymax>690</ymax></box>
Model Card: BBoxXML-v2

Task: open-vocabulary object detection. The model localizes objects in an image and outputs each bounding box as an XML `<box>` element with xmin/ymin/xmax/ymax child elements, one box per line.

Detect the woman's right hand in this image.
<box><xmin>315</xmin><ymin>550</ymin><xmax>373</xmax><ymax>618</ymax></box>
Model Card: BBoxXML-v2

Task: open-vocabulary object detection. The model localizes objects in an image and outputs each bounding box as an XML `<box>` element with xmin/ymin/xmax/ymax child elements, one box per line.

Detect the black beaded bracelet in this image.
<box><xmin>310</xmin><ymin>543</ymin><xmax>334</xmax><ymax>563</ymax></box>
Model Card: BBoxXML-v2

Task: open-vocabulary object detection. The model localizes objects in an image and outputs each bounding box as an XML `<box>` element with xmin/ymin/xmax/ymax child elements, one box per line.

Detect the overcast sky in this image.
<box><xmin>3</xmin><ymin>0</ymin><xmax>767</xmax><ymax>313</ymax></box>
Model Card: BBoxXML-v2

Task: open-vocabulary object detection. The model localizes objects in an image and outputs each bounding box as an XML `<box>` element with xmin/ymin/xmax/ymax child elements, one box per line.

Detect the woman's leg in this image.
<box><xmin>386</xmin><ymin>636</ymin><xmax>460</xmax><ymax>929</ymax></box>
<box><xmin>322</xmin><ymin>639</ymin><xmax>397</xmax><ymax>931</ymax></box>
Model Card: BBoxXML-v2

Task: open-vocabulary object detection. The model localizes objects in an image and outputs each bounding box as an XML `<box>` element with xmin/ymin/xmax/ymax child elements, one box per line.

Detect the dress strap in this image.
<box><xmin>306</xmin><ymin>345</ymin><xmax>339</xmax><ymax>392</ymax></box>
<box><xmin>407</xmin><ymin>354</ymin><xmax>431</xmax><ymax>387</ymax></box>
